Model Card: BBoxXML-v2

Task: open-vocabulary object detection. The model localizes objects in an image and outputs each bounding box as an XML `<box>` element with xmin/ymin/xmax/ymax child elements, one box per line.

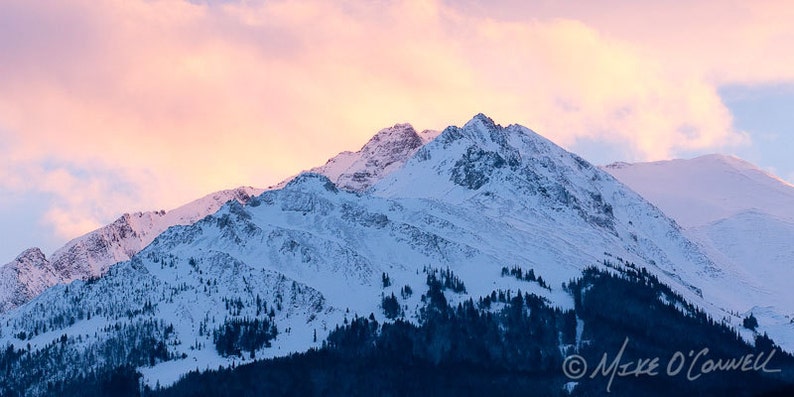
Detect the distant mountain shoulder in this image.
<box><xmin>605</xmin><ymin>154</ymin><xmax>794</xmax><ymax>350</ymax></box>
<box><xmin>604</xmin><ymin>154</ymin><xmax>794</xmax><ymax>228</ymax></box>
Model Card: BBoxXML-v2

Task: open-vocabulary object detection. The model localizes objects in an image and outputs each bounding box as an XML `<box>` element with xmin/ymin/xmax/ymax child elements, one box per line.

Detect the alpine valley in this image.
<box><xmin>1</xmin><ymin>115</ymin><xmax>792</xmax><ymax>396</ymax></box>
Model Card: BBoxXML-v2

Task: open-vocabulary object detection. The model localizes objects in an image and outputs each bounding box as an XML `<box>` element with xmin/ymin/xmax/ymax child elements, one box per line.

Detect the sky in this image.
<box><xmin>1</xmin><ymin>0</ymin><xmax>794</xmax><ymax>261</ymax></box>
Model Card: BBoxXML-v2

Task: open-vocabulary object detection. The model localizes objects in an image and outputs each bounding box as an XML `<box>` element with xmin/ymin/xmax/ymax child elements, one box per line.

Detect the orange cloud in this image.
<box><xmin>0</xmin><ymin>0</ymin><xmax>788</xmax><ymax>242</ymax></box>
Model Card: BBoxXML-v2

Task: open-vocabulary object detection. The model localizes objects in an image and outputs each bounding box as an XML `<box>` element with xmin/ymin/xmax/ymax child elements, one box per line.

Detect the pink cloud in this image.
<box><xmin>0</xmin><ymin>0</ymin><xmax>788</xmax><ymax>241</ymax></box>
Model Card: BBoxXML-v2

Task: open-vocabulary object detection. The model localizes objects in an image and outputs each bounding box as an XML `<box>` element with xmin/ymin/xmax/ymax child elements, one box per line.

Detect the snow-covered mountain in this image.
<box><xmin>3</xmin><ymin>114</ymin><xmax>787</xmax><ymax>395</ymax></box>
<box><xmin>606</xmin><ymin>154</ymin><xmax>794</xmax><ymax>349</ymax></box>
<box><xmin>0</xmin><ymin>186</ymin><xmax>262</xmax><ymax>313</ymax></box>
<box><xmin>0</xmin><ymin>122</ymin><xmax>438</xmax><ymax>315</ymax></box>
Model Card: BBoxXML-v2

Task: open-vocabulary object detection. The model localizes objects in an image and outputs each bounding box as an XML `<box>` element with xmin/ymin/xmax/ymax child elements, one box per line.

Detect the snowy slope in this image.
<box><xmin>1</xmin><ymin>115</ymin><xmax>778</xmax><ymax>394</ymax></box>
<box><xmin>0</xmin><ymin>186</ymin><xmax>263</xmax><ymax>313</ymax></box>
<box><xmin>606</xmin><ymin>154</ymin><xmax>794</xmax><ymax>348</ymax></box>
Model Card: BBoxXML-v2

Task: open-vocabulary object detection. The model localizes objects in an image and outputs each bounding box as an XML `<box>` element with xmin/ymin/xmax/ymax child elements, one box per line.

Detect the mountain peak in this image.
<box><xmin>370</xmin><ymin>122</ymin><xmax>417</xmax><ymax>138</ymax></box>
<box><xmin>433</xmin><ymin>113</ymin><xmax>517</xmax><ymax>153</ymax></box>
<box><xmin>14</xmin><ymin>248</ymin><xmax>46</xmax><ymax>264</ymax></box>
<box><xmin>359</xmin><ymin>123</ymin><xmax>423</xmax><ymax>158</ymax></box>
<box><xmin>299</xmin><ymin>123</ymin><xmax>428</xmax><ymax>192</ymax></box>
<box><xmin>463</xmin><ymin>113</ymin><xmax>499</xmax><ymax>130</ymax></box>
<box><xmin>284</xmin><ymin>172</ymin><xmax>339</xmax><ymax>193</ymax></box>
